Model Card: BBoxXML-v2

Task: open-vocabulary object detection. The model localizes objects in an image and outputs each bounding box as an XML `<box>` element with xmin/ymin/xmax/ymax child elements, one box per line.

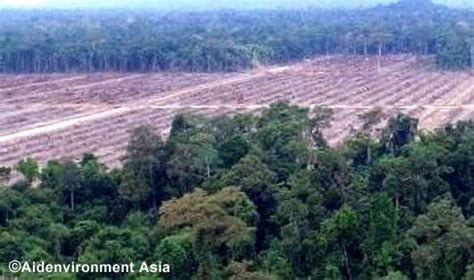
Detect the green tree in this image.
<box><xmin>15</xmin><ymin>158</ymin><xmax>39</xmax><ymax>184</ymax></box>
<box><xmin>59</xmin><ymin>161</ymin><xmax>83</xmax><ymax>212</ymax></box>
<box><xmin>123</xmin><ymin>126</ymin><xmax>166</xmax><ymax>210</ymax></box>
<box><xmin>256</xmin><ymin>102</ymin><xmax>311</xmax><ymax>180</ymax></box>
<box><xmin>154</xmin><ymin>230</ymin><xmax>196</xmax><ymax>280</ymax></box>
<box><xmin>381</xmin><ymin>114</ymin><xmax>418</xmax><ymax>156</ymax></box>
<box><xmin>358</xmin><ymin>107</ymin><xmax>384</xmax><ymax>164</ymax></box>
<box><xmin>408</xmin><ymin>195</ymin><xmax>474</xmax><ymax>279</ymax></box>
<box><xmin>320</xmin><ymin>206</ymin><xmax>359</xmax><ymax>280</ymax></box>
<box><xmin>366</xmin><ymin>193</ymin><xmax>398</xmax><ymax>276</ymax></box>
<box><xmin>158</xmin><ymin>187</ymin><xmax>258</xmax><ymax>278</ymax></box>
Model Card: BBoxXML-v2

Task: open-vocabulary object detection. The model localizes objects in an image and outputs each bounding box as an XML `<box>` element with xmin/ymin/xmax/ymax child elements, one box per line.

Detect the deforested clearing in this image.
<box><xmin>1</xmin><ymin>55</ymin><xmax>473</xmax><ymax>168</ymax></box>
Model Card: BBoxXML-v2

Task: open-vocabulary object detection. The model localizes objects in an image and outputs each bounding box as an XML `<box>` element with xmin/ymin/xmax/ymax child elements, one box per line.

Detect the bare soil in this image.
<box><xmin>1</xmin><ymin>55</ymin><xmax>473</xmax><ymax>169</ymax></box>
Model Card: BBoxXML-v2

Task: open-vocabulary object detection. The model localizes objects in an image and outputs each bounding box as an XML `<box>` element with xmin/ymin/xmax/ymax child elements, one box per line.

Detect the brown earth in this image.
<box><xmin>1</xmin><ymin>55</ymin><xmax>473</xmax><ymax>170</ymax></box>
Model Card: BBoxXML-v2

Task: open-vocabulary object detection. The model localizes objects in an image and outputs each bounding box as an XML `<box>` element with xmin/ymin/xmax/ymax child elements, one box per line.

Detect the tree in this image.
<box><xmin>48</xmin><ymin>223</ymin><xmax>70</xmax><ymax>258</ymax></box>
<box><xmin>408</xmin><ymin>195</ymin><xmax>474</xmax><ymax>279</ymax></box>
<box><xmin>166</xmin><ymin>115</ymin><xmax>222</xmax><ymax>197</ymax></box>
<box><xmin>154</xmin><ymin>230</ymin><xmax>197</xmax><ymax>280</ymax></box>
<box><xmin>67</xmin><ymin>220</ymin><xmax>102</xmax><ymax>257</ymax></box>
<box><xmin>0</xmin><ymin>186</ymin><xmax>23</xmax><ymax>226</ymax></box>
<box><xmin>189</xmin><ymin>132</ymin><xmax>220</xmax><ymax>179</ymax></box>
<box><xmin>0</xmin><ymin>3</ymin><xmax>473</xmax><ymax>73</ymax></box>
<box><xmin>214</xmin><ymin>154</ymin><xmax>277</xmax><ymax>249</ymax></box>
<box><xmin>256</xmin><ymin>102</ymin><xmax>311</xmax><ymax>180</ymax></box>
<box><xmin>320</xmin><ymin>206</ymin><xmax>359</xmax><ymax>280</ymax></box>
<box><xmin>370</xmin><ymin>32</ymin><xmax>393</xmax><ymax>72</ymax></box>
<box><xmin>436</xmin><ymin>27</ymin><xmax>471</xmax><ymax>70</ymax></box>
<box><xmin>464</xmin><ymin>264</ymin><xmax>474</xmax><ymax>280</ymax></box>
<box><xmin>356</xmin><ymin>23</ymin><xmax>372</xmax><ymax>56</ymax></box>
<box><xmin>366</xmin><ymin>193</ymin><xmax>398</xmax><ymax>276</ymax></box>
<box><xmin>123</xmin><ymin>126</ymin><xmax>166</xmax><ymax>210</ymax></box>
<box><xmin>225</xmin><ymin>261</ymin><xmax>277</xmax><ymax>280</ymax></box>
<box><xmin>78</xmin><ymin>225</ymin><xmax>148</xmax><ymax>278</ymax></box>
<box><xmin>2</xmin><ymin>103</ymin><xmax>474</xmax><ymax>279</ymax></box>
<box><xmin>273</xmin><ymin>189</ymin><xmax>310</xmax><ymax>275</ymax></box>
<box><xmin>158</xmin><ymin>187</ymin><xmax>258</xmax><ymax>278</ymax></box>
<box><xmin>59</xmin><ymin>161</ymin><xmax>83</xmax><ymax>212</ymax></box>
<box><xmin>381</xmin><ymin>114</ymin><xmax>418</xmax><ymax>156</ymax></box>
<box><xmin>309</xmin><ymin>106</ymin><xmax>334</xmax><ymax>148</ymax></box>
<box><xmin>358</xmin><ymin>107</ymin><xmax>384</xmax><ymax>164</ymax></box>
<box><xmin>118</xmin><ymin>171</ymin><xmax>150</xmax><ymax>207</ymax></box>
<box><xmin>15</xmin><ymin>158</ymin><xmax>39</xmax><ymax>184</ymax></box>
<box><xmin>218</xmin><ymin>135</ymin><xmax>251</xmax><ymax>168</ymax></box>
<box><xmin>382</xmin><ymin>271</ymin><xmax>408</xmax><ymax>280</ymax></box>
<box><xmin>0</xmin><ymin>167</ymin><xmax>11</xmax><ymax>185</ymax></box>
<box><xmin>372</xmin><ymin>139</ymin><xmax>452</xmax><ymax>214</ymax></box>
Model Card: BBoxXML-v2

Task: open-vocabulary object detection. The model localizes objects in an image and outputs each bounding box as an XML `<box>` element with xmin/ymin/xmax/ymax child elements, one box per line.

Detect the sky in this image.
<box><xmin>0</xmin><ymin>0</ymin><xmax>472</xmax><ymax>9</ymax></box>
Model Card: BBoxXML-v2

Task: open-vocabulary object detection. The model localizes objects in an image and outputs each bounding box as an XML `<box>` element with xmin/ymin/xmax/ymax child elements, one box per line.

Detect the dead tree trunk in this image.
<box><xmin>364</xmin><ymin>39</ymin><xmax>368</xmax><ymax>56</ymax></box>
<box><xmin>326</xmin><ymin>38</ymin><xmax>330</xmax><ymax>58</ymax></box>
<box><xmin>471</xmin><ymin>45</ymin><xmax>474</xmax><ymax>73</ymax></box>
<box><xmin>378</xmin><ymin>43</ymin><xmax>383</xmax><ymax>73</ymax></box>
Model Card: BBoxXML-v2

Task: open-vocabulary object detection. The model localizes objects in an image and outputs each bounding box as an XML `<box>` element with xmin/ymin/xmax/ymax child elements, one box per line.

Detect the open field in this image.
<box><xmin>1</xmin><ymin>55</ymin><xmax>474</xmax><ymax>169</ymax></box>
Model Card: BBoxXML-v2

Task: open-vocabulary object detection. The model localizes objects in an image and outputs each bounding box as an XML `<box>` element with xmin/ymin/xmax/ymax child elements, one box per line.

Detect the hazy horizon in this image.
<box><xmin>0</xmin><ymin>0</ymin><xmax>473</xmax><ymax>10</ymax></box>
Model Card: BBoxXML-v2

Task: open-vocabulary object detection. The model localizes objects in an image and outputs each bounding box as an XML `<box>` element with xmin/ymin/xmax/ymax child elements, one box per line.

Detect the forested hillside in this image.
<box><xmin>1</xmin><ymin>103</ymin><xmax>473</xmax><ymax>279</ymax></box>
<box><xmin>0</xmin><ymin>0</ymin><xmax>473</xmax><ymax>73</ymax></box>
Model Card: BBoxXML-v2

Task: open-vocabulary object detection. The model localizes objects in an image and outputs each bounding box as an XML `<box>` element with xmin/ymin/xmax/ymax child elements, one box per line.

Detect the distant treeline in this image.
<box><xmin>0</xmin><ymin>0</ymin><xmax>473</xmax><ymax>73</ymax></box>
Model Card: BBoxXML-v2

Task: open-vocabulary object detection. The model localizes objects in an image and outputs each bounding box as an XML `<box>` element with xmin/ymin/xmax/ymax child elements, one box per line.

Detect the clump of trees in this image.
<box><xmin>0</xmin><ymin>0</ymin><xmax>473</xmax><ymax>73</ymax></box>
<box><xmin>1</xmin><ymin>102</ymin><xmax>473</xmax><ymax>279</ymax></box>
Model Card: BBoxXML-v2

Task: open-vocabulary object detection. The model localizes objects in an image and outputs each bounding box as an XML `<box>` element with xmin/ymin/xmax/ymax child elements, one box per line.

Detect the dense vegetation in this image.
<box><xmin>0</xmin><ymin>0</ymin><xmax>473</xmax><ymax>73</ymax></box>
<box><xmin>1</xmin><ymin>102</ymin><xmax>473</xmax><ymax>279</ymax></box>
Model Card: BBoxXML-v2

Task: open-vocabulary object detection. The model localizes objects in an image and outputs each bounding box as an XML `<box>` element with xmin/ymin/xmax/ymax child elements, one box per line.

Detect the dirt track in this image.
<box><xmin>0</xmin><ymin>55</ymin><xmax>473</xmax><ymax>169</ymax></box>
<box><xmin>0</xmin><ymin>63</ymin><xmax>296</xmax><ymax>142</ymax></box>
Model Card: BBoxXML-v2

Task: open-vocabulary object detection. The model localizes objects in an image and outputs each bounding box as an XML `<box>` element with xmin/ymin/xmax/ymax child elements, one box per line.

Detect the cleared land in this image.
<box><xmin>1</xmin><ymin>55</ymin><xmax>474</xmax><ymax>169</ymax></box>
